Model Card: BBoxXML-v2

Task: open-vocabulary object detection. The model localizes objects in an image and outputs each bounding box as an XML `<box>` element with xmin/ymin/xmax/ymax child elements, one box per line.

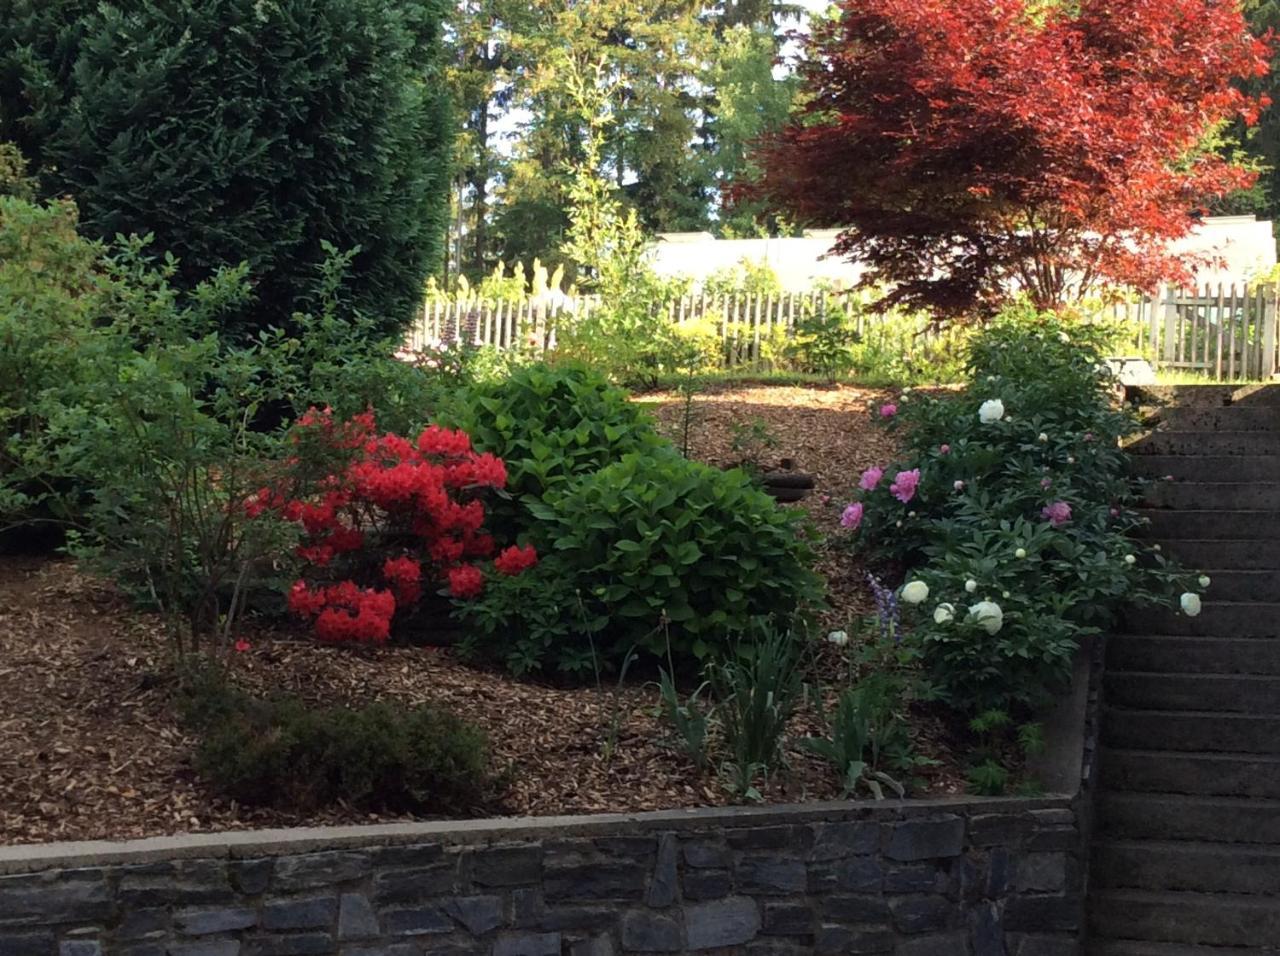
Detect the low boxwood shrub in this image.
<box><xmin>841</xmin><ymin>304</ymin><xmax>1201</xmax><ymax>717</ymax></box>
<box><xmin>180</xmin><ymin>670</ymin><xmax>490</xmax><ymax>813</ymax></box>
<box><xmin>519</xmin><ymin>451</ymin><xmax>824</xmax><ymax>668</ymax></box>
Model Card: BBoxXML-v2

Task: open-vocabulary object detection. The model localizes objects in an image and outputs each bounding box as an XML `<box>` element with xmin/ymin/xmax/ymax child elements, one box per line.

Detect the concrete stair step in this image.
<box><xmin>1128</xmin><ymin>385</ymin><xmax>1237</xmax><ymax>407</ymax></box>
<box><xmin>1137</xmin><ymin>509</ymin><xmax>1280</xmax><ymax>539</ymax></box>
<box><xmin>1091</xmin><ymin>941</ymin><xmax>1280</xmax><ymax>956</ymax></box>
<box><xmin>1103</xmin><ymin>673</ymin><xmax>1280</xmax><ymax>713</ymax></box>
<box><xmin>1088</xmin><ymin>889</ymin><xmax>1280</xmax><ymax>948</ymax></box>
<box><xmin>1132</xmin><ymin>455</ymin><xmax>1280</xmax><ymax>482</ymax></box>
<box><xmin>1231</xmin><ymin>384</ymin><xmax>1280</xmax><ymax>407</ymax></box>
<box><xmin>1132</xmin><ymin>431</ymin><xmax>1280</xmax><ymax>456</ymax></box>
<box><xmin>1161</xmin><ymin>406</ymin><xmax>1280</xmax><ymax>432</ymax></box>
<box><xmin>1149</xmin><ymin>539</ymin><xmax>1280</xmax><ymax>570</ymax></box>
<box><xmin>1107</xmin><ymin>635</ymin><xmax>1280</xmax><ymax>675</ymax></box>
<box><xmin>1093</xmin><ymin>839</ymin><xmax>1280</xmax><ymax>895</ymax></box>
<box><xmin>1123</xmin><ymin>602</ymin><xmax>1280</xmax><ymax>637</ymax></box>
<box><xmin>1102</xmin><ymin>710</ymin><xmax>1280</xmax><ymax>754</ymax></box>
<box><xmin>1100</xmin><ymin>749</ymin><xmax>1280</xmax><ymax>798</ymax></box>
<box><xmin>1144</xmin><ymin>482</ymin><xmax>1280</xmax><ymax>510</ymax></box>
<box><xmin>1097</xmin><ymin>793</ymin><xmax>1280</xmax><ymax>845</ymax></box>
<box><xmin>1193</xmin><ymin>570</ymin><xmax>1280</xmax><ymax>602</ymax></box>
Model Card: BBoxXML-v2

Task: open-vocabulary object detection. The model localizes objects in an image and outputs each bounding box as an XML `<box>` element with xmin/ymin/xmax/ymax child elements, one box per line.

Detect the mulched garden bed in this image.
<box><xmin>0</xmin><ymin>384</ymin><xmax>965</xmax><ymax>847</ymax></box>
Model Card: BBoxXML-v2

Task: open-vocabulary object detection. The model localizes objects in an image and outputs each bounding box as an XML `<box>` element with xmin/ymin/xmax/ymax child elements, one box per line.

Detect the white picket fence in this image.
<box><xmin>406</xmin><ymin>284</ymin><xmax>1280</xmax><ymax>381</ymax></box>
<box><xmin>1104</xmin><ymin>283</ymin><xmax>1279</xmax><ymax>381</ymax></box>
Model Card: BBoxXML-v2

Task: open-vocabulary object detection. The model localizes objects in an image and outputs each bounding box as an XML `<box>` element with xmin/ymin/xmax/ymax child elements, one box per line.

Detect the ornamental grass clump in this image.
<box><xmin>839</xmin><ymin>304</ymin><xmax>1203</xmax><ymax>715</ymax></box>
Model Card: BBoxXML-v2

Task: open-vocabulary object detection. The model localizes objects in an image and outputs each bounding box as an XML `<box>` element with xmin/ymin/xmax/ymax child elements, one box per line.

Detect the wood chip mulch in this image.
<box><xmin>0</xmin><ymin>385</ymin><xmax>965</xmax><ymax>848</ymax></box>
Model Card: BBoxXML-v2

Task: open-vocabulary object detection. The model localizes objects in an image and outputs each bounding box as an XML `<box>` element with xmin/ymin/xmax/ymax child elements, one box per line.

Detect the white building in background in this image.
<box><xmin>649</xmin><ymin>216</ymin><xmax>1277</xmax><ymax>291</ymax></box>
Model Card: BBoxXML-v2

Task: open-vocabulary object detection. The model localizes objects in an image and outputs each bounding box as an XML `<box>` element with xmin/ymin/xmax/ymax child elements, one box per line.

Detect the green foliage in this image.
<box><xmin>441</xmin><ymin>364</ymin><xmax>666</xmax><ymax>536</ymax></box>
<box><xmin>0</xmin><ymin>195</ymin><xmax>106</xmax><ymax>535</ymax></box>
<box><xmin>527</xmin><ymin>452</ymin><xmax>824</xmax><ymax>667</ymax></box>
<box><xmin>453</xmin><ymin>558</ymin><xmax>591</xmax><ymax>676</ymax></box>
<box><xmin>707</xmin><ymin>627</ymin><xmax>805</xmax><ymax>799</ymax></box>
<box><xmin>1</xmin><ymin>0</ymin><xmax>452</xmax><ymax>341</ymax></box>
<box><xmin>800</xmin><ymin>678</ymin><xmax>909</xmax><ymax>800</ymax></box>
<box><xmin>848</xmin><ymin>305</ymin><xmax>1202</xmax><ymax>714</ymax></box>
<box><xmin>180</xmin><ymin>668</ymin><xmax>489</xmax><ymax>812</ymax></box>
<box><xmin>0</xmin><ymin>198</ymin><xmax>439</xmax><ymax>647</ymax></box>
<box><xmin>657</xmin><ymin>667</ymin><xmax>712</xmax><ymax>770</ymax></box>
<box><xmin>784</xmin><ymin>302</ymin><xmax>862</xmax><ymax>381</ymax></box>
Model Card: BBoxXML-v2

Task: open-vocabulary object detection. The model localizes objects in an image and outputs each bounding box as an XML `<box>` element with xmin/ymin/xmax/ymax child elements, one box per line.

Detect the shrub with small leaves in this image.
<box><xmin>180</xmin><ymin>668</ymin><xmax>490</xmax><ymax>813</ymax></box>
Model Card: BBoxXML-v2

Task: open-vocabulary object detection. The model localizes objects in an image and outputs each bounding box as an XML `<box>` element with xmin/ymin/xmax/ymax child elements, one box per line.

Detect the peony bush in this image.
<box><xmin>841</xmin><ymin>306</ymin><xmax>1202</xmax><ymax>714</ymax></box>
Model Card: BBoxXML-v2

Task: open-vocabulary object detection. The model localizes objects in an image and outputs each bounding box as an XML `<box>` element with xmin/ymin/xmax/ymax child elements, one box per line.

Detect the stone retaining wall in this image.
<box><xmin>0</xmin><ymin>798</ymin><xmax>1083</xmax><ymax>956</ymax></box>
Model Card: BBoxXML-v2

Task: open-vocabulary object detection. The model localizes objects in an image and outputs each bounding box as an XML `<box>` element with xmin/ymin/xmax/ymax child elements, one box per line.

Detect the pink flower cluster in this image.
<box><xmin>1042</xmin><ymin>500</ymin><xmax>1072</xmax><ymax>527</ymax></box>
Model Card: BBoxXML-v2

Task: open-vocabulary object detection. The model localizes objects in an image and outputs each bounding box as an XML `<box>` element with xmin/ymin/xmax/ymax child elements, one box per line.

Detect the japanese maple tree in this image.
<box><xmin>749</xmin><ymin>0</ymin><xmax>1270</xmax><ymax>318</ymax></box>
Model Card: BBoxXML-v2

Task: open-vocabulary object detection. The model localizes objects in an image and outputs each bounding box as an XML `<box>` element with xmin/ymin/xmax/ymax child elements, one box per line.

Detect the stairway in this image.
<box><xmin>1088</xmin><ymin>385</ymin><xmax>1280</xmax><ymax>955</ymax></box>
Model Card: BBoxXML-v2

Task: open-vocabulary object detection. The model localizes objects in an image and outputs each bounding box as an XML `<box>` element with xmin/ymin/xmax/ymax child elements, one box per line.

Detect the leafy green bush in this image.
<box><xmin>0</xmin><ymin>195</ymin><xmax>107</xmax><ymax>539</ymax></box>
<box><xmin>526</xmin><ymin>452</ymin><xmax>824</xmax><ymax>667</ymax></box>
<box><xmin>843</xmin><ymin>306</ymin><xmax>1200</xmax><ymax>714</ymax></box>
<box><xmin>452</xmin><ymin>557</ymin><xmax>591</xmax><ymax>676</ymax></box>
<box><xmin>1</xmin><ymin>0</ymin><xmax>451</xmax><ymax>341</ymax></box>
<box><xmin>441</xmin><ymin>365</ymin><xmax>667</xmax><ymax>535</ymax></box>
<box><xmin>180</xmin><ymin>670</ymin><xmax>489</xmax><ymax>812</ymax></box>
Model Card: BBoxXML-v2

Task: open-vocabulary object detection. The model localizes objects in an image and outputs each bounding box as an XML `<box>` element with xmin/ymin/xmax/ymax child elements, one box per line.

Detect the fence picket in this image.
<box><xmin>409</xmin><ymin>282</ymin><xmax>1278</xmax><ymax>381</ymax></box>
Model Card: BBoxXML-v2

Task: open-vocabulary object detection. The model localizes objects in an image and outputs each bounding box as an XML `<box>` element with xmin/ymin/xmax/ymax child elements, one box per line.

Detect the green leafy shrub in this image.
<box><xmin>1</xmin><ymin>0</ymin><xmax>451</xmax><ymax>340</ymax></box>
<box><xmin>180</xmin><ymin>670</ymin><xmax>489</xmax><ymax>812</ymax></box>
<box><xmin>526</xmin><ymin>452</ymin><xmax>824</xmax><ymax>667</ymax></box>
<box><xmin>441</xmin><ymin>365</ymin><xmax>667</xmax><ymax>535</ymax></box>
<box><xmin>843</xmin><ymin>305</ymin><xmax>1201</xmax><ymax>714</ymax></box>
<box><xmin>452</xmin><ymin>557</ymin><xmax>591</xmax><ymax>676</ymax></box>
<box><xmin>0</xmin><ymin>195</ymin><xmax>107</xmax><ymax>540</ymax></box>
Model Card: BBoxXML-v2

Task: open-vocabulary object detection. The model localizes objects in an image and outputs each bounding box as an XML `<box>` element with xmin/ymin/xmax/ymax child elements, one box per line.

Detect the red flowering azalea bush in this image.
<box><xmin>251</xmin><ymin>407</ymin><xmax>536</xmax><ymax>643</ymax></box>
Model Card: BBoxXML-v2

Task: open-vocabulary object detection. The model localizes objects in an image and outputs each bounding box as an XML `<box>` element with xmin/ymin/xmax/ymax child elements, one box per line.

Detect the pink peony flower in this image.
<box><xmin>1042</xmin><ymin>501</ymin><xmax>1072</xmax><ymax>527</ymax></box>
<box><xmin>859</xmin><ymin>467</ymin><xmax>884</xmax><ymax>491</ymax></box>
<box><xmin>954</xmin><ymin>480</ymin><xmax>966</xmax><ymax>491</ymax></box>
<box><xmin>890</xmin><ymin>469</ymin><xmax>921</xmax><ymax>504</ymax></box>
<box><xmin>1109</xmin><ymin>507</ymin><xmax>1120</xmax><ymax>517</ymax></box>
<box><xmin>840</xmin><ymin>502</ymin><xmax>864</xmax><ymax>530</ymax></box>
<box><xmin>879</xmin><ymin>403</ymin><xmax>898</xmax><ymax>418</ymax></box>
<box><xmin>939</xmin><ymin>444</ymin><xmax>951</xmax><ymax>455</ymax></box>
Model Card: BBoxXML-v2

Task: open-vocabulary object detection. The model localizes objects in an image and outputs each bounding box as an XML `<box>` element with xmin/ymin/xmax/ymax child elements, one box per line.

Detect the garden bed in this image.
<box><xmin>645</xmin><ymin>382</ymin><xmax>906</xmax><ymax>623</ymax></box>
<box><xmin>0</xmin><ymin>385</ymin><xmax>969</xmax><ymax>847</ymax></box>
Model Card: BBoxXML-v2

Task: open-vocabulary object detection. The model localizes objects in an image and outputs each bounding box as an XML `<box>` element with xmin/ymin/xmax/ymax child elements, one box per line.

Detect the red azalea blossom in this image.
<box><xmin>233</xmin><ymin>638</ymin><xmax>251</xmax><ymax>653</ymax></box>
<box><xmin>447</xmin><ymin>564</ymin><xmax>486</xmax><ymax>599</ymax></box>
<box><xmin>494</xmin><ymin>544</ymin><xmax>539</xmax><ymax>576</ymax></box>
<box><xmin>256</xmin><ymin>411</ymin><xmax>512</xmax><ymax>643</ymax></box>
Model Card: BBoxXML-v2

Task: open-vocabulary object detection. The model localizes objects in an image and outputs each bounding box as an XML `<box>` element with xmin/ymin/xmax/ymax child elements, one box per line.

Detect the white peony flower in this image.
<box><xmin>933</xmin><ymin>603</ymin><xmax>955</xmax><ymax>624</ymax></box>
<box><xmin>1198</xmin><ymin>575</ymin><xmax>1211</xmax><ymax>589</ymax></box>
<box><xmin>979</xmin><ymin>399</ymin><xmax>1006</xmax><ymax>424</ymax></box>
<box><xmin>827</xmin><ymin>630</ymin><xmax>849</xmax><ymax>647</ymax></box>
<box><xmin>1067</xmin><ymin>456</ymin><xmax>1076</xmax><ymax>464</ymax></box>
<box><xmin>969</xmin><ymin>601</ymin><xmax>1004</xmax><ymax>635</ymax></box>
<box><xmin>964</xmin><ymin>579</ymin><xmax>978</xmax><ymax>594</ymax></box>
<box><xmin>1180</xmin><ymin>592</ymin><xmax>1202</xmax><ymax>617</ymax></box>
<box><xmin>1153</xmin><ymin>544</ymin><xmax>1162</xmax><ymax>552</ymax></box>
<box><xmin>1015</xmin><ymin>548</ymin><xmax>1027</xmax><ymax>559</ymax></box>
<box><xmin>1002</xmin><ymin>590</ymin><xmax>1011</xmax><ymax>599</ymax></box>
<box><xmin>1124</xmin><ymin>554</ymin><xmax>1136</xmax><ymax>565</ymax></box>
<box><xmin>1038</xmin><ymin>433</ymin><xmax>1048</xmax><ymax>443</ymax></box>
<box><xmin>901</xmin><ymin>580</ymin><xmax>930</xmax><ymax>604</ymax></box>
<box><xmin>954</xmin><ymin>480</ymin><xmax>966</xmax><ymax>492</ymax></box>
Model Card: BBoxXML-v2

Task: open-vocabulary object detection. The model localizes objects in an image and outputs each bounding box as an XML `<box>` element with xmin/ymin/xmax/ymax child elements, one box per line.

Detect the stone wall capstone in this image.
<box><xmin>0</xmin><ymin>798</ymin><xmax>1084</xmax><ymax>956</ymax></box>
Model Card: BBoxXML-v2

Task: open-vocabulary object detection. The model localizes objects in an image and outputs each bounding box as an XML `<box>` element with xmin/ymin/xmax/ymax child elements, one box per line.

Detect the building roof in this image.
<box><xmin>649</xmin><ymin>218</ymin><xmax>1278</xmax><ymax>291</ymax></box>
